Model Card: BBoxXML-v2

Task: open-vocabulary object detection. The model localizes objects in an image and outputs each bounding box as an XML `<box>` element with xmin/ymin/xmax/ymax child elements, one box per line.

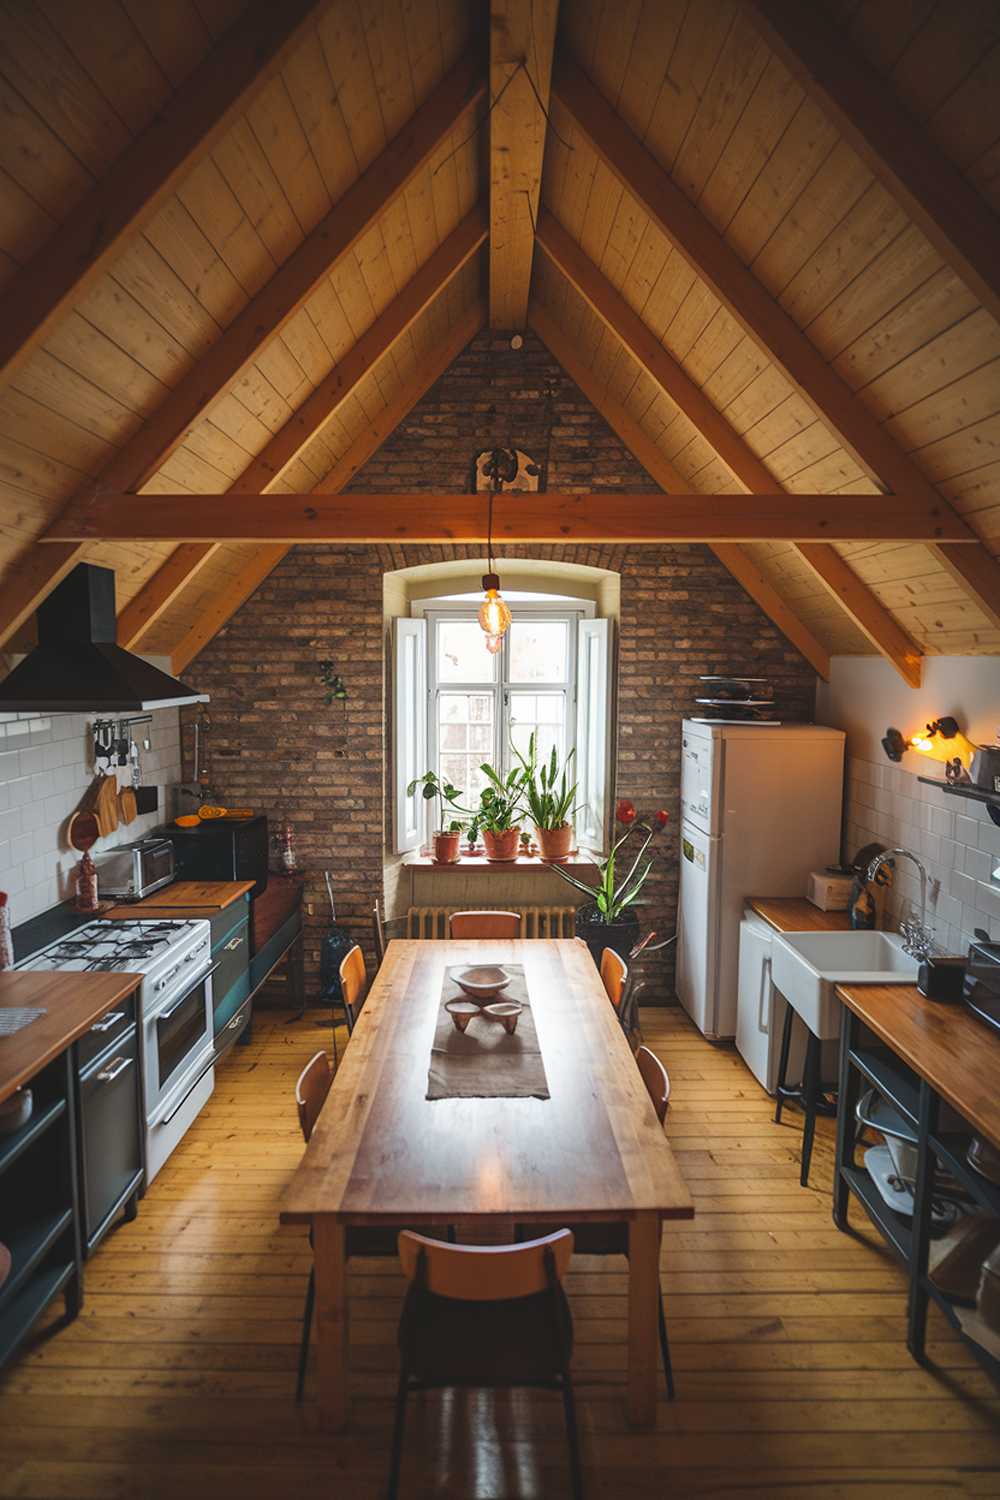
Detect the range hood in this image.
<box><xmin>0</xmin><ymin>563</ymin><xmax>209</xmax><ymax>712</ymax></box>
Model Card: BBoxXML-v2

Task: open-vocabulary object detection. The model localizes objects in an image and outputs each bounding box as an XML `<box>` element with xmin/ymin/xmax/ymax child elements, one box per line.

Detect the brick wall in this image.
<box><xmin>186</xmin><ymin>332</ymin><xmax>817</xmax><ymax>998</ymax></box>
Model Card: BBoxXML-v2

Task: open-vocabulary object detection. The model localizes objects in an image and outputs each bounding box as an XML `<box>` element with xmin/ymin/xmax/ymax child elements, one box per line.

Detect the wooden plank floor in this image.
<box><xmin>2</xmin><ymin>1004</ymin><xmax>997</xmax><ymax>1498</ymax></box>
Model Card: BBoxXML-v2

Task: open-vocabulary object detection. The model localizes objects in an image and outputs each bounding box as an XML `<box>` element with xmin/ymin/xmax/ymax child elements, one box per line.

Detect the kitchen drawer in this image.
<box><xmin>76</xmin><ymin>995</ymin><xmax>136</xmax><ymax>1074</ymax></box>
<box><xmin>214</xmin><ymin>995</ymin><xmax>253</xmax><ymax>1060</ymax></box>
<box><xmin>77</xmin><ymin>1026</ymin><xmax>143</xmax><ymax>1255</ymax></box>
<box><xmin>213</xmin><ymin>913</ymin><xmax>250</xmax><ymax>1015</ymax></box>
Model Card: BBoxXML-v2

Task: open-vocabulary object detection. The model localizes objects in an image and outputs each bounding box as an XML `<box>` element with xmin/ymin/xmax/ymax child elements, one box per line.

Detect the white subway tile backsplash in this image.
<box><xmin>0</xmin><ymin>706</ymin><xmax>181</xmax><ymax>927</ymax></box>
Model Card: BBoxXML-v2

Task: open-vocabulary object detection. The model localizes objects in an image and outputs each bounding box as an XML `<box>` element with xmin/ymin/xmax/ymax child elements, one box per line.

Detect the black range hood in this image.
<box><xmin>0</xmin><ymin>563</ymin><xmax>209</xmax><ymax>713</ymax></box>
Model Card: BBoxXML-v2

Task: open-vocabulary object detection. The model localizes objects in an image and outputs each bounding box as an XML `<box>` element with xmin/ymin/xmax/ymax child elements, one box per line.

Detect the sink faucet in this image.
<box><xmin>866</xmin><ymin>848</ymin><xmax>935</xmax><ymax>959</ymax></box>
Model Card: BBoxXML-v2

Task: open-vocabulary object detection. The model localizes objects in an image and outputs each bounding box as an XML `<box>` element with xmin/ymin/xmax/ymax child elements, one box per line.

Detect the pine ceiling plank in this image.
<box><xmin>0</xmin><ymin>52</ymin><xmax>485</xmax><ymax>650</ymax></box>
<box><xmin>529</xmin><ymin>297</ymin><xmax>830</xmax><ymax>678</ymax></box>
<box><xmin>167</xmin><ymin>297</ymin><xmax>487</xmax><ymax>672</ymax></box>
<box><xmin>0</xmin><ymin>0</ymin><xmax>326</xmax><ymax>395</ymax></box>
<box><xmin>489</xmin><ymin>0</ymin><xmax>559</xmax><ymax>329</ymax></box>
<box><xmin>535</xmin><ymin>219</ymin><xmax>923</xmax><ymax>684</ymax></box>
<box><xmin>552</xmin><ymin>52</ymin><xmax>1000</xmax><ymax>641</ymax></box>
<box><xmin>116</xmin><ymin>543</ymin><xmax>217</xmax><ymax>648</ymax></box>
<box><xmin>740</xmin><ymin>0</ymin><xmax>1000</xmax><ymax>325</ymax></box>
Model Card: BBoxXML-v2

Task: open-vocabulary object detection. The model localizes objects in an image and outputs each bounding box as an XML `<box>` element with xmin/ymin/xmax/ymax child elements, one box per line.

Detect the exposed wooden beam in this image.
<box><xmin>117</xmin><ymin>544</ymin><xmax>217</xmax><ymax>649</ymax></box>
<box><xmin>45</xmin><ymin>493</ymin><xmax>972</xmax><ymax>546</ymax></box>
<box><xmin>741</xmin><ymin>0</ymin><xmax>1000</xmax><ymax>327</ymax></box>
<box><xmin>118</xmin><ymin>224</ymin><xmax>487</xmax><ymax>643</ymax></box>
<box><xmin>552</xmin><ymin>54</ymin><xmax>1000</xmax><ymax>631</ymax></box>
<box><xmin>931</xmin><ymin>543</ymin><xmax>1000</xmax><ymax>634</ymax></box>
<box><xmin>0</xmin><ymin>0</ymin><xmax>325</xmax><ymax>394</ymax></box>
<box><xmin>169</xmin><ymin>301</ymin><xmax>487</xmax><ymax>673</ymax></box>
<box><xmin>489</xmin><ymin>0</ymin><xmax>559</xmax><ymax>329</ymax></box>
<box><xmin>529</xmin><ymin>300</ymin><xmax>831</xmax><ymax>678</ymax></box>
<box><xmin>0</xmin><ymin>54</ymin><xmax>485</xmax><ymax>650</ymax></box>
<box><xmin>536</xmin><ymin>217</ymin><xmax>921</xmax><ymax>685</ymax></box>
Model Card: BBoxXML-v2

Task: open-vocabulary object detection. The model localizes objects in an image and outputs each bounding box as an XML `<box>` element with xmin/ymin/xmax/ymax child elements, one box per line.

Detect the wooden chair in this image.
<box><xmin>599</xmin><ymin>946</ymin><xmax>628</xmax><ymax>1023</ymax></box>
<box><xmin>388</xmin><ymin>1230</ymin><xmax>582</xmax><ymax>1500</ymax></box>
<box><xmin>448</xmin><ymin>909</ymin><xmax>522</xmax><ymax>939</ymax></box>
<box><xmin>372</xmin><ymin>898</ymin><xmax>386</xmax><ymax>964</ymax></box>
<box><xmin>339</xmin><ymin>943</ymin><xmax>367</xmax><ymax>1034</ymax></box>
<box><xmin>293</xmin><ymin>1052</ymin><xmax>453</xmax><ymax>1402</ymax></box>
<box><xmin>516</xmin><ymin>1043</ymin><xmax>677</xmax><ymax>1399</ymax></box>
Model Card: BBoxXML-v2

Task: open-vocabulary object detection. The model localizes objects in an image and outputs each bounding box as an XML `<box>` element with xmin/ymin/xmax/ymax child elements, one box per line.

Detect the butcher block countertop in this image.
<box><xmin>107</xmin><ymin>880</ymin><xmax>255</xmax><ymax>915</ymax></box>
<box><xmin>837</xmin><ymin>982</ymin><xmax>1000</xmax><ymax>1152</ymax></box>
<box><xmin>747</xmin><ymin>897</ymin><xmax>852</xmax><ymax>934</ymax></box>
<box><xmin>0</xmin><ymin>970</ymin><xmax>141</xmax><ymax>1103</ymax></box>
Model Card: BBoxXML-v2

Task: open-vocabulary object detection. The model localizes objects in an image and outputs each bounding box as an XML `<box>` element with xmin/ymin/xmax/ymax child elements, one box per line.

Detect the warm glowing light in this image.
<box><xmin>484</xmin><ymin>633</ymin><xmax>503</xmax><ymax>655</ymax></box>
<box><xmin>478</xmin><ymin>571</ymin><xmax>511</xmax><ymax>648</ymax></box>
<box><xmin>911</xmin><ymin>736</ymin><xmax>934</xmax><ymax>753</ymax></box>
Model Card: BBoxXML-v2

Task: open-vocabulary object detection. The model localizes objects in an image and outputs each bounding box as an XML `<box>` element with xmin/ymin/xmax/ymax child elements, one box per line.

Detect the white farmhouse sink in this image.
<box><xmin>770</xmin><ymin>931</ymin><xmax>920</xmax><ymax>1041</ymax></box>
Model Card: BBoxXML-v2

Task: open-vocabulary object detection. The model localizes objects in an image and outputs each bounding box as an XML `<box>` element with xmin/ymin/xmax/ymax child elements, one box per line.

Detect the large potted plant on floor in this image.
<box><xmin>476</xmin><ymin>763</ymin><xmax>526</xmax><ymax>862</ymax></box>
<box><xmin>406</xmin><ymin>771</ymin><xmax>465</xmax><ymax>864</ymax></box>
<box><xmin>512</xmin><ymin>732</ymin><xmax>581</xmax><ymax>862</ymax></box>
<box><xmin>549</xmin><ymin>799</ymin><xmax>670</xmax><ymax>965</ymax></box>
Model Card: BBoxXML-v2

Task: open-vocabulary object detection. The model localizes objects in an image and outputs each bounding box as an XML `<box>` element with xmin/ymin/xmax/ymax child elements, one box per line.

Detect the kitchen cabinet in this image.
<box><xmin>75</xmin><ymin>998</ymin><xmax>143</xmax><ymax>1256</ymax></box>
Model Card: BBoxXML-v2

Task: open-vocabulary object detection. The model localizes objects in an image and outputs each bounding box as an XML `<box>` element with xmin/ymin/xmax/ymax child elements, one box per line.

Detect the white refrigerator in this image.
<box><xmin>675</xmin><ymin>720</ymin><xmax>845</xmax><ymax>1040</ymax></box>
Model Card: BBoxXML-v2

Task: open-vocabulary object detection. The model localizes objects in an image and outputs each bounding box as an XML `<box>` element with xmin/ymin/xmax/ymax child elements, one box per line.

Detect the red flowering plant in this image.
<box><xmin>549</xmin><ymin>799</ymin><xmax>670</xmax><ymax>923</ymax></box>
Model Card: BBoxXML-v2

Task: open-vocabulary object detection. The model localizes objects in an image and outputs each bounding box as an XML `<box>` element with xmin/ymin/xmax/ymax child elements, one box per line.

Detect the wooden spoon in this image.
<box><xmin>118</xmin><ymin>786</ymin><xmax>137</xmax><ymax>824</ymax></box>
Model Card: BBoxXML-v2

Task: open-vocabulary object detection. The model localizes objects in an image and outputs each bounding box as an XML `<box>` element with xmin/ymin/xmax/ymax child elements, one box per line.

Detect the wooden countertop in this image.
<box><xmin>106</xmin><ymin>880</ymin><xmax>255</xmax><ymax>915</ymax></box>
<box><xmin>747</xmin><ymin>897</ymin><xmax>852</xmax><ymax>934</ymax></box>
<box><xmin>0</xmin><ymin>970</ymin><xmax>141</xmax><ymax>1103</ymax></box>
<box><xmin>837</xmin><ymin>982</ymin><xmax>1000</xmax><ymax>1152</ymax></box>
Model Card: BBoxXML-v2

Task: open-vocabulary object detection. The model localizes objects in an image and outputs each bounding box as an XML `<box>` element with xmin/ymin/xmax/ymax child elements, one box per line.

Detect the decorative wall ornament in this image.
<box><xmin>469</xmin><ymin>446</ymin><xmax>543</xmax><ymax>492</ymax></box>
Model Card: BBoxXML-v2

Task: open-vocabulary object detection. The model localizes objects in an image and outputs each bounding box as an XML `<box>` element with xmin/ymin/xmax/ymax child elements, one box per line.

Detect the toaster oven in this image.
<box><xmin>963</xmin><ymin>938</ymin><xmax>1000</xmax><ymax>1036</ymax></box>
<box><xmin>92</xmin><ymin>836</ymin><xmax>175</xmax><ymax>900</ymax></box>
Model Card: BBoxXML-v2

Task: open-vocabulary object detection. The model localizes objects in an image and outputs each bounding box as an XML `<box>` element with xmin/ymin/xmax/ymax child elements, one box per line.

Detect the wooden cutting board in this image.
<box><xmin>118</xmin><ymin>881</ymin><xmax>256</xmax><ymax>910</ymax></box>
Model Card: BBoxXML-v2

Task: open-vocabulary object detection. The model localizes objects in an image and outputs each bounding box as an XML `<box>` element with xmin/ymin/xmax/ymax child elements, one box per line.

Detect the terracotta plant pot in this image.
<box><xmin>432</xmin><ymin>829</ymin><xmax>461</xmax><ymax>864</ymax></box>
<box><xmin>535</xmin><ymin>823</ymin><xmax>574</xmax><ymax>861</ymax></box>
<box><xmin>483</xmin><ymin>826</ymin><xmax>520</xmax><ymax>862</ymax></box>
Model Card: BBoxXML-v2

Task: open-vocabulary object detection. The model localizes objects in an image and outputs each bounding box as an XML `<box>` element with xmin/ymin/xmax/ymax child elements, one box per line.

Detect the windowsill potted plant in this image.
<box><xmin>476</xmin><ymin>764</ymin><xmax>526</xmax><ymax>862</ymax></box>
<box><xmin>406</xmin><ymin>771</ymin><xmax>465</xmax><ymax>864</ymax></box>
<box><xmin>548</xmin><ymin>799</ymin><xmax>669</xmax><ymax>964</ymax></box>
<box><xmin>513</xmin><ymin>732</ymin><xmax>581</xmax><ymax>863</ymax></box>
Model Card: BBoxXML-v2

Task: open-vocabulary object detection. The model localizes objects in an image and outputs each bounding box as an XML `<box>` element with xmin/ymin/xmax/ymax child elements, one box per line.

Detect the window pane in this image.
<box><xmin>437</xmin><ymin>692</ymin><xmax>495</xmax><ymax>810</ymax></box>
<box><xmin>437</xmin><ymin>620</ymin><xmax>495</xmax><ymax>683</ymax></box>
<box><xmin>509</xmin><ymin>620</ymin><xmax>569</xmax><ymax>684</ymax></box>
<box><xmin>509</xmin><ymin>692</ymin><xmax>565</xmax><ymax>765</ymax></box>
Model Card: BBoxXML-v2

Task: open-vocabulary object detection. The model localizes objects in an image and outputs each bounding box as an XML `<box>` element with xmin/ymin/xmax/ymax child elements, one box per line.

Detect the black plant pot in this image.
<box><xmin>574</xmin><ymin>904</ymin><xmax>640</xmax><ymax>969</ymax></box>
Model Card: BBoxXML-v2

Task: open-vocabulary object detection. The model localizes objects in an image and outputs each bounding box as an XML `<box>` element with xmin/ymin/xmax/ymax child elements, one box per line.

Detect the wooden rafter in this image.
<box><xmin>489</xmin><ymin>0</ymin><xmax>559</xmax><ymax>329</ymax></box>
<box><xmin>0</xmin><ymin>53</ymin><xmax>485</xmax><ymax>650</ymax></box>
<box><xmin>169</xmin><ymin>300</ymin><xmax>487</xmax><ymax>674</ymax></box>
<box><xmin>45</xmin><ymin>494</ymin><xmax>972</xmax><ymax>546</ymax></box>
<box><xmin>740</xmin><ymin>0</ymin><xmax>1000</xmax><ymax>327</ymax></box>
<box><xmin>118</xmin><ymin>212</ymin><xmax>487</xmax><ymax>645</ymax></box>
<box><xmin>535</xmin><ymin>213</ymin><xmax>923</xmax><ymax>687</ymax></box>
<box><xmin>529</xmin><ymin>300</ymin><xmax>831</xmax><ymax>678</ymax></box>
<box><xmin>552</xmin><ymin>55</ymin><xmax>1000</xmax><ymax>637</ymax></box>
<box><xmin>0</xmin><ymin>0</ymin><xmax>325</xmax><ymax>395</ymax></box>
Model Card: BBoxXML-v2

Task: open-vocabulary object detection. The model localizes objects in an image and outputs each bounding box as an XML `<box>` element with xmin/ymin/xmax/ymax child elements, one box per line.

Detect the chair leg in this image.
<box><xmin>561</xmin><ymin>1373</ymin><xmax>585</xmax><ymax>1500</ymax></box>
<box><xmin>296</xmin><ymin>1268</ymin><xmax>315</xmax><ymax>1403</ymax></box>
<box><xmin>773</xmin><ymin>1000</ymin><xmax>795</xmax><ymax>1124</ymax></box>
<box><xmin>657</xmin><ymin>1289</ymin><xmax>675</xmax><ymax>1400</ymax></box>
<box><xmin>386</xmin><ymin>1371</ymin><xmax>409</xmax><ymax>1500</ymax></box>
<box><xmin>800</xmin><ymin>1032</ymin><xmax>820</xmax><ymax>1188</ymax></box>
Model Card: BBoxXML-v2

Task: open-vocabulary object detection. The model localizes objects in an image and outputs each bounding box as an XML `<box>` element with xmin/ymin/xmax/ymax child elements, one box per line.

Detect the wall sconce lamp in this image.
<box><xmin>881</xmin><ymin>716</ymin><xmax>977</xmax><ymax>770</ymax></box>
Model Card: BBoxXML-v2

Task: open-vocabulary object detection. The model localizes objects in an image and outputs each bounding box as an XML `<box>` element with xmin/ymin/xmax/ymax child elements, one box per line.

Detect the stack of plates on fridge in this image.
<box><xmin>691</xmin><ymin>676</ymin><xmax>780</xmax><ymax>725</ymax></box>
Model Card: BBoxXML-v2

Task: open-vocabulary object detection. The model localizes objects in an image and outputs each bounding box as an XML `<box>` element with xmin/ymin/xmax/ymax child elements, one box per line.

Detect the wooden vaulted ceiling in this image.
<box><xmin>0</xmin><ymin>0</ymin><xmax>998</xmax><ymax>687</ymax></box>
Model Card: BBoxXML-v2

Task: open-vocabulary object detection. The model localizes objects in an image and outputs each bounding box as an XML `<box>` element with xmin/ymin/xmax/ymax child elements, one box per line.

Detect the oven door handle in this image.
<box><xmin>159</xmin><ymin>1055</ymin><xmax>215</xmax><ymax>1126</ymax></box>
<box><xmin>156</xmin><ymin>961</ymin><xmax>221</xmax><ymax>1021</ymax></box>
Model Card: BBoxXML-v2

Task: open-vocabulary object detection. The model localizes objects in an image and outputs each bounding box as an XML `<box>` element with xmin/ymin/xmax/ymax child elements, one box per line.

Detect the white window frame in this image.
<box><xmin>414</xmin><ymin>598</ymin><xmax>595</xmax><ymax>843</ymax></box>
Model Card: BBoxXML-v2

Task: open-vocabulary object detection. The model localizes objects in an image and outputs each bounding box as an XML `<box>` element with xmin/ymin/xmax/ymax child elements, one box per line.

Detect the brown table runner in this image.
<box><xmin>426</xmin><ymin>964</ymin><xmax>550</xmax><ymax>1101</ymax></box>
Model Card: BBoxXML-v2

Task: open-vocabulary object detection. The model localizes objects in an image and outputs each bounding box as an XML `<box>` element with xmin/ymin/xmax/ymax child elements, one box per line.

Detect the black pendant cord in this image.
<box><xmin>487</xmin><ymin>482</ymin><xmax>495</xmax><ymax>575</ymax></box>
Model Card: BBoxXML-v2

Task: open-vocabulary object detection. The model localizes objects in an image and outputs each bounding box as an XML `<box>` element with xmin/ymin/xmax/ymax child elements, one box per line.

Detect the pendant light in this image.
<box><xmin>478</xmin><ymin>449</ymin><xmax>512</xmax><ymax>650</ymax></box>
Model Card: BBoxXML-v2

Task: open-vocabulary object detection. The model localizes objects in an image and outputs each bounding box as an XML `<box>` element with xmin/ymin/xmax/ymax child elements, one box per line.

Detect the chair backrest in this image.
<box><xmin>635</xmin><ymin>1044</ymin><xmax>670</xmax><ymax>1125</ymax></box>
<box><xmin>398</xmin><ymin>1229</ymin><xmax>573</xmax><ymax>1301</ymax></box>
<box><xmin>339</xmin><ymin>943</ymin><xmax>367</xmax><ymax>1012</ymax></box>
<box><xmin>295</xmin><ymin>1051</ymin><xmax>333</xmax><ymax>1143</ymax></box>
<box><xmin>599</xmin><ymin>946</ymin><xmax>628</xmax><ymax>1011</ymax></box>
<box><xmin>449</xmin><ymin>910</ymin><xmax>522</xmax><ymax>940</ymax></box>
<box><xmin>372</xmin><ymin>898</ymin><xmax>386</xmax><ymax>963</ymax></box>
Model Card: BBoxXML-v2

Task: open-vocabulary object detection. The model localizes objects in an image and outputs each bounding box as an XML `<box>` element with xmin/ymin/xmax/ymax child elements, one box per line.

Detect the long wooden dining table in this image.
<box><xmin>280</xmin><ymin>938</ymin><xmax>694</xmax><ymax>1429</ymax></box>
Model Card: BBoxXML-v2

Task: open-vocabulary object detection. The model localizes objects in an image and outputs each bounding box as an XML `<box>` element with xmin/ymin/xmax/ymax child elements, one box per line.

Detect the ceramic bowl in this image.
<box><xmin>445</xmin><ymin>999</ymin><xmax>481</xmax><ymax>1033</ymax></box>
<box><xmin>484</xmin><ymin>1001</ymin><xmax>523</xmax><ymax>1034</ymax></box>
<box><xmin>455</xmin><ymin>966</ymin><xmax>511</xmax><ymax>1003</ymax></box>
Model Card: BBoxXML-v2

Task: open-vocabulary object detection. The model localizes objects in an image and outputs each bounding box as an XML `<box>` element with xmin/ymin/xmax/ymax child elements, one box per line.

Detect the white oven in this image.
<box><xmin>143</xmin><ymin>957</ymin><xmax>217</xmax><ymax>1183</ymax></box>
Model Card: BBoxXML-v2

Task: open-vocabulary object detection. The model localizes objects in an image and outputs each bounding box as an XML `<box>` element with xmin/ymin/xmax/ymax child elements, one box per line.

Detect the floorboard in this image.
<box><xmin>1</xmin><ymin>1003</ymin><xmax>996</xmax><ymax>1499</ymax></box>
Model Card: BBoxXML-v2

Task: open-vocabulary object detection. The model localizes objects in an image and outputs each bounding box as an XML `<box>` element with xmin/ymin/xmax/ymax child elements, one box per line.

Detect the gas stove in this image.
<box><xmin>18</xmin><ymin>917</ymin><xmax>215</xmax><ymax>1184</ymax></box>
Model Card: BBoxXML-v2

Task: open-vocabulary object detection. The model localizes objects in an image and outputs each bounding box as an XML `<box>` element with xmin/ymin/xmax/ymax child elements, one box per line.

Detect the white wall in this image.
<box><xmin>0</xmin><ymin>707</ymin><xmax>181</xmax><ymax>928</ymax></box>
<box><xmin>817</xmin><ymin>656</ymin><xmax>1000</xmax><ymax>951</ymax></box>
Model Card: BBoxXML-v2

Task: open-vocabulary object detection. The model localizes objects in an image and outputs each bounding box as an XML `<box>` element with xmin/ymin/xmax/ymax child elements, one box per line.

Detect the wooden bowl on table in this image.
<box><xmin>455</xmin><ymin>966</ymin><xmax>510</xmax><ymax>1003</ymax></box>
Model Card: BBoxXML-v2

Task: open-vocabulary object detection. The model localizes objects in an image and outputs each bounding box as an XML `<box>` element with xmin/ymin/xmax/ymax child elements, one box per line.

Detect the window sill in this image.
<box><xmin>403</xmin><ymin>850</ymin><xmax>598</xmax><ymax>875</ymax></box>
